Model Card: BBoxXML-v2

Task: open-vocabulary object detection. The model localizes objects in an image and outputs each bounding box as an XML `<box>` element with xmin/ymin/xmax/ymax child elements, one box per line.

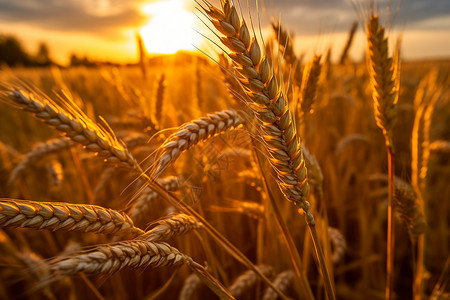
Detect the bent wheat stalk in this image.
<box><xmin>0</xmin><ymin>199</ymin><xmax>144</xmax><ymax>237</ymax></box>
<box><xmin>0</xmin><ymin>85</ymin><xmax>141</xmax><ymax>172</ymax></box>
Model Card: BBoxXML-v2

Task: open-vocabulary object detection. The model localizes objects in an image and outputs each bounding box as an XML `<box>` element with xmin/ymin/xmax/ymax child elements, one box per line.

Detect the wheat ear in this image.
<box><xmin>271</xmin><ymin>21</ymin><xmax>302</xmax><ymax>85</ymax></box>
<box><xmin>339</xmin><ymin>21</ymin><xmax>358</xmax><ymax>65</ymax></box>
<box><xmin>300</xmin><ymin>54</ymin><xmax>322</xmax><ymax>116</ymax></box>
<box><xmin>9</xmin><ymin>138</ymin><xmax>74</xmax><ymax>184</ymax></box>
<box><xmin>179</xmin><ymin>273</ymin><xmax>202</xmax><ymax>300</ymax></box>
<box><xmin>139</xmin><ymin>213</ymin><xmax>203</xmax><ymax>242</ymax></box>
<box><xmin>366</xmin><ymin>13</ymin><xmax>400</xmax><ymax>299</ymax></box>
<box><xmin>328</xmin><ymin>227</ymin><xmax>347</xmax><ymax>264</ymax></box>
<box><xmin>202</xmin><ymin>0</ymin><xmax>310</xmax><ymax>215</ymax></box>
<box><xmin>49</xmin><ymin>240</ymin><xmax>188</xmax><ymax>276</ymax></box>
<box><xmin>0</xmin><ymin>199</ymin><xmax>144</xmax><ymax>237</ymax></box>
<box><xmin>149</xmin><ymin>108</ymin><xmax>244</xmax><ymax>178</ymax></box>
<box><xmin>0</xmin><ymin>85</ymin><xmax>142</xmax><ymax>172</ymax></box>
<box><xmin>366</xmin><ymin>13</ymin><xmax>399</xmax><ymax>149</ymax></box>
<box><xmin>262</xmin><ymin>270</ymin><xmax>295</xmax><ymax>300</ymax></box>
<box><xmin>394</xmin><ymin>177</ymin><xmax>427</xmax><ymax>240</ymax></box>
<box><xmin>228</xmin><ymin>265</ymin><xmax>274</xmax><ymax>298</ymax></box>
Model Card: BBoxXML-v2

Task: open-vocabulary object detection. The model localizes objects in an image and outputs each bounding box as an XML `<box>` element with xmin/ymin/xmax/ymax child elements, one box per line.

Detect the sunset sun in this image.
<box><xmin>140</xmin><ymin>0</ymin><xmax>199</xmax><ymax>54</ymax></box>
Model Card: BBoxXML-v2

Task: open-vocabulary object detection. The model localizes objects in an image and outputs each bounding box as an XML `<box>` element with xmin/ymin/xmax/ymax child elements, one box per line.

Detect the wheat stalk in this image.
<box><xmin>0</xmin><ymin>85</ymin><xmax>142</xmax><ymax>172</ymax></box>
<box><xmin>9</xmin><ymin>138</ymin><xmax>74</xmax><ymax>184</ymax></box>
<box><xmin>149</xmin><ymin>108</ymin><xmax>244</xmax><ymax>178</ymax></box>
<box><xmin>49</xmin><ymin>240</ymin><xmax>188</xmax><ymax>276</ymax></box>
<box><xmin>366</xmin><ymin>13</ymin><xmax>400</xmax><ymax>299</ymax></box>
<box><xmin>0</xmin><ymin>199</ymin><xmax>144</xmax><ymax>237</ymax></box>
<box><xmin>129</xmin><ymin>176</ymin><xmax>182</xmax><ymax>224</ymax></box>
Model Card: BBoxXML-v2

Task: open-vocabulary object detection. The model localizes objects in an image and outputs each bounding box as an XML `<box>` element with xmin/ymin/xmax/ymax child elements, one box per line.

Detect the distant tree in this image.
<box><xmin>0</xmin><ymin>35</ymin><xmax>31</xmax><ymax>66</ymax></box>
<box><xmin>36</xmin><ymin>42</ymin><xmax>52</xmax><ymax>66</ymax></box>
<box><xmin>69</xmin><ymin>53</ymin><xmax>96</xmax><ymax>67</ymax></box>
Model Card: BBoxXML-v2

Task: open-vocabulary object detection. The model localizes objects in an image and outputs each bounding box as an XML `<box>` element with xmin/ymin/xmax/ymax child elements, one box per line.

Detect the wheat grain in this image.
<box><xmin>0</xmin><ymin>199</ymin><xmax>144</xmax><ymax>237</ymax></box>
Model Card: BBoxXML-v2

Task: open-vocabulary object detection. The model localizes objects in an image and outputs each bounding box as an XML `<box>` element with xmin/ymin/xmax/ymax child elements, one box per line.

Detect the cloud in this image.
<box><xmin>0</xmin><ymin>0</ymin><xmax>148</xmax><ymax>38</ymax></box>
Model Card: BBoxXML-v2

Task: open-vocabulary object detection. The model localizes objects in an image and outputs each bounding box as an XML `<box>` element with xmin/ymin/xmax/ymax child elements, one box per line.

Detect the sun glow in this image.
<box><xmin>140</xmin><ymin>0</ymin><xmax>199</xmax><ymax>54</ymax></box>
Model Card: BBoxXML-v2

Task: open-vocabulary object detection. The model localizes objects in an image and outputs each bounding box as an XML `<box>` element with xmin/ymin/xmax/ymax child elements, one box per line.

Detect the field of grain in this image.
<box><xmin>0</xmin><ymin>1</ymin><xmax>449</xmax><ymax>299</ymax></box>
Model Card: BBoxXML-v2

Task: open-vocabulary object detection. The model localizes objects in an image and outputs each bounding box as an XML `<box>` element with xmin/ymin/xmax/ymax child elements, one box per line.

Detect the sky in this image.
<box><xmin>0</xmin><ymin>0</ymin><xmax>449</xmax><ymax>65</ymax></box>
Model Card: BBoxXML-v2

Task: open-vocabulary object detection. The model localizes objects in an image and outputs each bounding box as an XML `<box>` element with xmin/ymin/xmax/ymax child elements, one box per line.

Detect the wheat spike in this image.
<box><xmin>271</xmin><ymin>21</ymin><xmax>302</xmax><ymax>85</ymax></box>
<box><xmin>328</xmin><ymin>227</ymin><xmax>347</xmax><ymax>264</ymax></box>
<box><xmin>9</xmin><ymin>138</ymin><xmax>74</xmax><ymax>184</ymax></box>
<box><xmin>300</xmin><ymin>54</ymin><xmax>322</xmax><ymax>115</ymax></box>
<box><xmin>150</xmin><ymin>108</ymin><xmax>244</xmax><ymax>178</ymax></box>
<box><xmin>366</xmin><ymin>13</ymin><xmax>399</xmax><ymax>148</ymax></box>
<box><xmin>202</xmin><ymin>1</ymin><xmax>311</xmax><ymax>220</ymax></box>
<box><xmin>394</xmin><ymin>177</ymin><xmax>427</xmax><ymax>240</ymax></box>
<box><xmin>179</xmin><ymin>273</ymin><xmax>202</xmax><ymax>300</ymax></box>
<box><xmin>139</xmin><ymin>213</ymin><xmax>203</xmax><ymax>242</ymax></box>
<box><xmin>49</xmin><ymin>240</ymin><xmax>188</xmax><ymax>276</ymax></box>
<box><xmin>0</xmin><ymin>85</ymin><xmax>142</xmax><ymax>172</ymax></box>
<box><xmin>228</xmin><ymin>265</ymin><xmax>274</xmax><ymax>298</ymax></box>
<box><xmin>262</xmin><ymin>270</ymin><xmax>294</xmax><ymax>300</ymax></box>
<box><xmin>339</xmin><ymin>21</ymin><xmax>358</xmax><ymax>65</ymax></box>
<box><xmin>0</xmin><ymin>199</ymin><xmax>144</xmax><ymax>237</ymax></box>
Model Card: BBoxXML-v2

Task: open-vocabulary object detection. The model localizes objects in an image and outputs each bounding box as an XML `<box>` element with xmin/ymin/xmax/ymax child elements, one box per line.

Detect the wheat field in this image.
<box><xmin>0</xmin><ymin>1</ymin><xmax>449</xmax><ymax>299</ymax></box>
